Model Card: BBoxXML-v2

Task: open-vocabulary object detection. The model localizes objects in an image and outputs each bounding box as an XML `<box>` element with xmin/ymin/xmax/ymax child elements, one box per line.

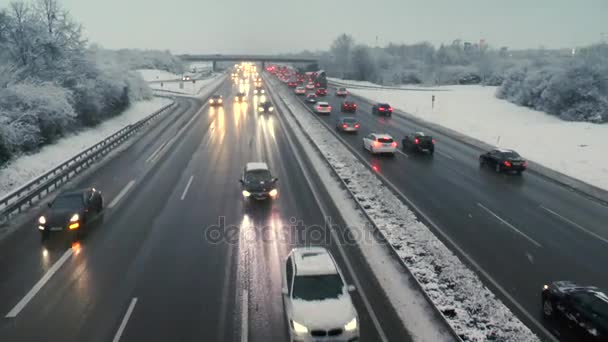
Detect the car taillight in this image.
<box><xmin>391</xmin><ymin>142</ymin><xmax>398</xmax><ymax>147</ymax></box>
<box><xmin>354</xmin><ymin>124</ymin><xmax>360</xmax><ymax>128</ymax></box>
<box><xmin>373</xmin><ymin>141</ymin><xmax>381</xmax><ymax>147</ymax></box>
<box><xmin>379</xmin><ymin>108</ymin><xmax>385</xmax><ymax>111</ymax></box>
<box><xmin>389</xmin><ymin>107</ymin><xmax>393</xmax><ymax>111</ymax></box>
<box><xmin>504</xmin><ymin>160</ymin><xmax>512</xmax><ymax>167</ymax></box>
<box><xmin>353</xmin><ymin>104</ymin><xmax>357</xmax><ymax>107</ymax></box>
<box><xmin>342</xmin><ymin>124</ymin><xmax>348</xmax><ymax>128</ymax></box>
<box><xmin>317</xmin><ymin>106</ymin><xmax>322</xmax><ymax>110</ymax></box>
<box><xmin>414</xmin><ymin>138</ymin><xmax>419</xmax><ymax>144</ymax></box>
<box><xmin>432</xmin><ymin>139</ymin><xmax>436</xmax><ymax>144</ymax></box>
<box><xmin>523</xmin><ymin>161</ymin><xmax>528</xmax><ymax>167</ymax></box>
<box><xmin>327</xmin><ymin>106</ymin><xmax>331</xmax><ymax>110</ymax></box>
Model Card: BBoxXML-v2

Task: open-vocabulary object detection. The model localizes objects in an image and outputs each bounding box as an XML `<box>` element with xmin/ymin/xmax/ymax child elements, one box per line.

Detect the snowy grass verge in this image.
<box><xmin>147</xmin><ymin>73</ymin><xmax>222</xmax><ymax>96</ymax></box>
<box><xmin>0</xmin><ymin>97</ymin><xmax>171</xmax><ymax>199</ymax></box>
<box><xmin>269</xmin><ymin>76</ymin><xmax>540</xmax><ymax>341</ymax></box>
<box><xmin>330</xmin><ymin>78</ymin><xmax>608</xmax><ymax>195</ymax></box>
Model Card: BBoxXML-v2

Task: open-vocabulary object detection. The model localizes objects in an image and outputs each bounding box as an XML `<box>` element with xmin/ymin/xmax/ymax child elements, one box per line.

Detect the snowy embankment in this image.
<box><xmin>270</xmin><ymin>76</ymin><xmax>539</xmax><ymax>341</ymax></box>
<box><xmin>0</xmin><ymin>97</ymin><xmax>171</xmax><ymax>199</ymax></box>
<box><xmin>330</xmin><ymin>78</ymin><xmax>608</xmax><ymax>192</ymax></box>
<box><xmin>138</xmin><ymin>69</ymin><xmax>221</xmax><ymax>95</ymax></box>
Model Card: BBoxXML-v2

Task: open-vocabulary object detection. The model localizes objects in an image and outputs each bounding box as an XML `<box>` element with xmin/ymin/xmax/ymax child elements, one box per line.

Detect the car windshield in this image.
<box><xmin>501</xmin><ymin>151</ymin><xmax>521</xmax><ymax>159</ymax></box>
<box><xmin>292</xmin><ymin>274</ymin><xmax>344</xmax><ymax>301</ymax></box>
<box><xmin>380</xmin><ymin>104</ymin><xmax>390</xmax><ymax>108</ymax></box>
<box><xmin>245</xmin><ymin>170</ymin><xmax>272</xmax><ymax>182</ymax></box>
<box><xmin>343</xmin><ymin>118</ymin><xmax>357</xmax><ymax>123</ymax></box>
<box><xmin>212</xmin><ymin>95</ymin><xmax>221</xmax><ymax>99</ymax></box>
<box><xmin>52</xmin><ymin>194</ymin><xmax>82</xmax><ymax>210</ymax></box>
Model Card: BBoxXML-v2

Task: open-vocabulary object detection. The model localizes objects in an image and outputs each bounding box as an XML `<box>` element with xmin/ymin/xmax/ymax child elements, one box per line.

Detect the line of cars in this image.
<box><xmin>267</xmin><ymin>66</ymin><xmax>608</xmax><ymax>341</ymax></box>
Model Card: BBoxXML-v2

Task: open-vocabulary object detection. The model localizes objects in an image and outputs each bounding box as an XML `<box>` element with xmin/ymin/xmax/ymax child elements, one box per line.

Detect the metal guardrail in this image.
<box><xmin>0</xmin><ymin>99</ymin><xmax>177</xmax><ymax>223</ymax></box>
<box><xmin>264</xmin><ymin>74</ymin><xmax>462</xmax><ymax>341</ymax></box>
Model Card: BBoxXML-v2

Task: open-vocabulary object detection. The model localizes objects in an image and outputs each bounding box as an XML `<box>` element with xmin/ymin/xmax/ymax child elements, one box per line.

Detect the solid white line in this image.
<box><xmin>145</xmin><ymin>140</ymin><xmax>168</xmax><ymax>163</ymax></box>
<box><xmin>112</xmin><ymin>297</ymin><xmax>138</xmax><ymax>342</ymax></box>
<box><xmin>270</xmin><ymin>77</ymin><xmax>560</xmax><ymax>342</ymax></box>
<box><xmin>540</xmin><ymin>205</ymin><xmax>608</xmax><ymax>244</ymax></box>
<box><xmin>108</xmin><ymin>180</ymin><xmax>136</xmax><ymax>209</ymax></box>
<box><xmin>241</xmin><ymin>290</ymin><xmax>248</xmax><ymax>342</ymax></box>
<box><xmin>180</xmin><ymin>176</ymin><xmax>194</xmax><ymax>201</ymax></box>
<box><xmin>6</xmin><ymin>249</ymin><xmax>74</xmax><ymax>318</ymax></box>
<box><xmin>477</xmin><ymin>203</ymin><xmax>542</xmax><ymax>248</ymax></box>
<box><xmin>271</xmin><ymin>99</ymin><xmax>389</xmax><ymax>342</ymax></box>
<box><xmin>435</xmin><ymin>150</ymin><xmax>454</xmax><ymax>160</ymax></box>
<box><xmin>396</xmin><ymin>149</ymin><xmax>409</xmax><ymax>158</ymax></box>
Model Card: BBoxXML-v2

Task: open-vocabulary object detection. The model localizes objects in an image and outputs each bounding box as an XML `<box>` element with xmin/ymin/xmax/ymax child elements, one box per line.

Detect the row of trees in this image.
<box><xmin>0</xmin><ymin>0</ymin><xmax>183</xmax><ymax>167</ymax></box>
<box><xmin>317</xmin><ymin>34</ymin><xmax>608</xmax><ymax>122</ymax></box>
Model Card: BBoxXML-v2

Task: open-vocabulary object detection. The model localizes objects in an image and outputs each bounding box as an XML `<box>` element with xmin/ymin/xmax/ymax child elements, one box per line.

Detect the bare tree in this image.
<box><xmin>330</xmin><ymin>34</ymin><xmax>354</xmax><ymax>77</ymax></box>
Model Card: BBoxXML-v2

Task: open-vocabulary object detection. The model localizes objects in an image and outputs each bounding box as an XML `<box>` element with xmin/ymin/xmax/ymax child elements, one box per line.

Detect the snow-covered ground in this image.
<box><xmin>0</xmin><ymin>97</ymin><xmax>172</xmax><ymax>199</ymax></box>
<box><xmin>269</xmin><ymin>75</ymin><xmax>539</xmax><ymax>341</ymax></box>
<box><xmin>137</xmin><ymin>69</ymin><xmax>183</xmax><ymax>82</ymax></box>
<box><xmin>330</xmin><ymin>78</ymin><xmax>608</xmax><ymax>192</ymax></box>
<box><xmin>146</xmin><ymin>73</ymin><xmax>221</xmax><ymax>95</ymax></box>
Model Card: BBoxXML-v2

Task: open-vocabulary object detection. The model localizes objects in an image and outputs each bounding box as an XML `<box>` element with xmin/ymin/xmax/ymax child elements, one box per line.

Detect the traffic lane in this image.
<box><xmin>0</xmin><ymin>91</ymin><xmax>226</xmax><ymax>340</ymax></box>
<box><xmin>0</xmin><ymin>95</ymin><xmax>201</xmax><ymax>318</ymax></box>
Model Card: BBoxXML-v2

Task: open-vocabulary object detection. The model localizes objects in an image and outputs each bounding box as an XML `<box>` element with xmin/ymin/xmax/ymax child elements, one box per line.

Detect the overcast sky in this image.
<box><xmin>61</xmin><ymin>0</ymin><xmax>607</xmax><ymax>53</ymax></box>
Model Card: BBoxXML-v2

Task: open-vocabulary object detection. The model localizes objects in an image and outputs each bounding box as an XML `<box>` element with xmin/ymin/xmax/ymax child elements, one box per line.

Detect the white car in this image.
<box><xmin>335</xmin><ymin>87</ymin><xmax>348</xmax><ymax>96</ymax></box>
<box><xmin>363</xmin><ymin>133</ymin><xmax>397</xmax><ymax>154</ymax></box>
<box><xmin>282</xmin><ymin>247</ymin><xmax>359</xmax><ymax>342</ymax></box>
<box><xmin>294</xmin><ymin>86</ymin><xmax>306</xmax><ymax>95</ymax></box>
<box><xmin>315</xmin><ymin>102</ymin><xmax>331</xmax><ymax>115</ymax></box>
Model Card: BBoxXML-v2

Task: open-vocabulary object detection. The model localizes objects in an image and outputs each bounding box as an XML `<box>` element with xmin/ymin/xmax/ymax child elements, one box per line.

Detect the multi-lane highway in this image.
<box><xmin>285</xmin><ymin>81</ymin><xmax>608</xmax><ymax>340</ymax></box>
<box><xmin>0</xmin><ymin>76</ymin><xmax>417</xmax><ymax>342</ymax></box>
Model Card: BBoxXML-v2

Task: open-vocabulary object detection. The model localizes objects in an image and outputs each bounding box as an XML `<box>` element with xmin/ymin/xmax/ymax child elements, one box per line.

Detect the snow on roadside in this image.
<box><xmin>331</xmin><ymin>79</ymin><xmax>608</xmax><ymax>192</ymax></box>
<box><xmin>137</xmin><ymin>69</ymin><xmax>182</xmax><ymax>82</ymax></box>
<box><xmin>0</xmin><ymin>97</ymin><xmax>171</xmax><ymax>199</ymax></box>
<box><xmin>148</xmin><ymin>73</ymin><xmax>221</xmax><ymax>95</ymax></box>
<box><xmin>270</xmin><ymin>76</ymin><xmax>539</xmax><ymax>341</ymax></box>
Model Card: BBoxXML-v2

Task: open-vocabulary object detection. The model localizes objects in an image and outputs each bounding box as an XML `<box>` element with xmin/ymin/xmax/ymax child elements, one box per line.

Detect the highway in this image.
<box><xmin>0</xmin><ymin>77</ymin><xmax>413</xmax><ymax>342</ymax></box>
<box><xmin>285</xmin><ymin>81</ymin><xmax>608</xmax><ymax>341</ymax></box>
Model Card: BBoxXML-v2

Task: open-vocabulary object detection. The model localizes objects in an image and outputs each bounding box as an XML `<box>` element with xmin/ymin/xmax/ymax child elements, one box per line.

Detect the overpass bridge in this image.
<box><xmin>178</xmin><ymin>54</ymin><xmax>319</xmax><ymax>71</ymax></box>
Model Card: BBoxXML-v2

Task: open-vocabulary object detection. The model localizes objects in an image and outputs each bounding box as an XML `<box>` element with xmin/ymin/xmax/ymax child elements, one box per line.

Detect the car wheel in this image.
<box><xmin>542</xmin><ymin>298</ymin><xmax>554</xmax><ymax>318</ymax></box>
<box><xmin>495</xmin><ymin>163</ymin><xmax>501</xmax><ymax>173</ymax></box>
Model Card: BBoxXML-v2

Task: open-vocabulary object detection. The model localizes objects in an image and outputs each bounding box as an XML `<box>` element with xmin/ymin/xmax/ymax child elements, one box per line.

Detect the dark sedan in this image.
<box><xmin>306</xmin><ymin>94</ymin><xmax>318</xmax><ymax>103</ymax></box>
<box><xmin>315</xmin><ymin>88</ymin><xmax>328</xmax><ymax>96</ymax></box>
<box><xmin>479</xmin><ymin>149</ymin><xmax>527</xmax><ymax>174</ymax></box>
<box><xmin>402</xmin><ymin>132</ymin><xmax>435</xmax><ymax>155</ymax></box>
<box><xmin>542</xmin><ymin>281</ymin><xmax>608</xmax><ymax>341</ymax></box>
<box><xmin>341</xmin><ymin>101</ymin><xmax>357</xmax><ymax>113</ymax></box>
<box><xmin>38</xmin><ymin>188</ymin><xmax>103</xmax><ymax>241</ymax></box>
<box><xmin>257</xmin><ymin>100</ymin><xmax>274</xmax><ymax>113</ymax></box>
<box><xmin>372</xmin><ymin>103</ymin><xmax>393</xmax><ymax>116</ymax></box>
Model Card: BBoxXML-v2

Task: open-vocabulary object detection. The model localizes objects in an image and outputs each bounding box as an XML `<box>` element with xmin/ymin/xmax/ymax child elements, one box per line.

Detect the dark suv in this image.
<box><xmin>38</xmin><ymin>188</ymin><xmax>103</xmax><ymax>241</ymax></box>
<box><xmin>479</xmin><ymin>149</ymin><xmax>527</xmax><ymax>174</ymax></box>
<box><xmin>372</xmin><ymin>103</ymin><xmax>393</xmax><ymax>116</ymax></box>
<box><xmin>402</xmin><ymin>132</ymin><xmax>435</xmax><ymax>155</ymax></box>
<box><xmin>239</xmin><ymin>162</ymin><xmax>278</xmax><ymax>201</ymax></box>
<box><xmin>542</xmin><ymin>281</ymin><xmax>608</xmax><ymax>341</ymax></box>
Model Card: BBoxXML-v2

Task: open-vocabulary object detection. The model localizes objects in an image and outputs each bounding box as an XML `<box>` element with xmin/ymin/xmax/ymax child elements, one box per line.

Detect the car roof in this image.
<box><xmin>307</xmin><ymin>93</ymin><xmax>316</xmax><ymax>96</ymax></box>
<box><xmin>414</xmin><ymin>132</ymin><xmax>426</xmax><ymax>136</ymax></box>
<box><xmin>339</xmin><ymin>117</ymin><xmax>358</xmax><ymax>122</ymax></box>
<box><xmin>245</xmin><ymin>162</ymin><xmax>269</xmax><ymax>172</ymax></box>
<box><xmin>212</xmin><ymin>94</ymin><xmax>222</xmax><ymax>98</ymax></box>
<box><xmin>317</xmin><ymin>101</ymin><xmax>329</xmax><ymax>105</ymax></box>
<box><xmin>291</xmin><ymin>247</ymin><xmax>338</xmax><ymax>276</ymax></box>
<box><xmin>58</xmin><ymin>188</ymin><xmax>91</xmax><ymax>197</ymax></box>
<box><xmin>494</xmin><ymin>148</ymin><xmax>516</xmax><ymax>153</ymax></box>
<box><xmin>372</xmin><ymin>133</ymin><xmax>392</xmax><ymax>139</ymax></box>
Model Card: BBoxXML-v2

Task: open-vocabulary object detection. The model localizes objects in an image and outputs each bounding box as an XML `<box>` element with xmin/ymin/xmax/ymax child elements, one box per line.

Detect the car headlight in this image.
<box><xmin>258</xmin><ymin>107</ymin><xmax>264</xmax><ymax>112</ymax></box>
<box><xmin>38</xmin><ymin>216</ymin><xmax>46</xmax><ymax>224</ymax></box>
<box><xmin>209</xmin><ymin>99</ymin><xmax>214</xmax><ymax>103</ymax></box>
<box><xmin>269</xmin><ymin>189</ymin><xmax>278</xmax><ymax>197</ymax></box>
<box><xmin>218</xmin><ymin>99</ymin><xmax>223</xmax><ymax>103</ymax></box>
<box><xmin>261</xmin><ymin>90</ymin><xmax>265</xmax><ymax>93</ymax></box>
<box><xmin>344</xmin><ymin>318</ymin><xmax>357</xmax><ymax>332</ymax></box>
<box><xmin>291</xmin><ymin>320</ymin><xmax>308</xmax><ymax>334</ymax></box>
<box><xmin>269</xmin><ymin>107</ymin><xmax>274</xmax><ymax>112</ymax></box>
<box><xmin>70</xmin><ymin>214</ymin><xmax>79</xmax><ymax>222</ymax></box>
<box><xmin>242</xmin><ymin>190</ymin><xmax>251</xmax><ymax>197</ymax></box>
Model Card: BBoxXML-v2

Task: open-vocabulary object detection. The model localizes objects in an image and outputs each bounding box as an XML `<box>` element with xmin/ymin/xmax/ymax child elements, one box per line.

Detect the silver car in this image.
<box><xmin>336</xmin><ymin>117</ymin><xmax>360</xmax><ymax>133</ymax></box>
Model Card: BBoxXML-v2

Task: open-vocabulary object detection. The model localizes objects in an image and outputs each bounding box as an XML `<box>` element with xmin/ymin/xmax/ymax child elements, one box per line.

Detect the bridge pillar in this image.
<box><xmin>211</xmin><ymin>60</ymin><xmax>217</xmax><ymax>72</ymax></box>
<box><xmin>261</xmin><ymin>61</ymin><xmax>266</xmax><ymax>70</ymax></box>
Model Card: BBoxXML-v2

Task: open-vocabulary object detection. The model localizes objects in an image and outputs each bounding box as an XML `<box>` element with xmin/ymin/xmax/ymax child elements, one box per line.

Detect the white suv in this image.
<box><xmin>363</xmin><ymin>133</ymin><xmax>397</xmax><ymax>154</ymax></box>
<box><xmin>282</xmin><ymin>247</ymin><xmax>359</xmax><ymax>342</ymax></box>
<box><xmin>314</xmin><ymin>102</ymin><xmax>332</xmax><ymax>115</ymax></box>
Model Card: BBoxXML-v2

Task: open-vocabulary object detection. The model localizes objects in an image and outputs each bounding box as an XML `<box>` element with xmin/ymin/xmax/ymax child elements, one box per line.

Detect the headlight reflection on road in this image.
<box><xmin>233</xmin><ymin>103</ymin><xmax>242</xmax><ymax>126</ymax></box>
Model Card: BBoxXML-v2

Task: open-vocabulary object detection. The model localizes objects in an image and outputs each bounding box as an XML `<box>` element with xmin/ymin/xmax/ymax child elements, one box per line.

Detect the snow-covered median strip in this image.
<box><xmin>331</xmin><ymin>78</ymin><xmax>608</xmax><ymax>194</ymax></box>
<box><xmin>269</xmin><ymin>76</ymin><xmax>540</xmax><ymax>341</ymax></box>
<box><xmin>0</xmin><ymin>97</ymin><xmax>171</xmax><ymax>199</ymax></box>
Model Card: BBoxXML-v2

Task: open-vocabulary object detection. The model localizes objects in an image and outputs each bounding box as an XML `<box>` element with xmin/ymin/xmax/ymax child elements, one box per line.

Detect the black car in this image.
<box><xmin>209</xmin><ymin>94</ymin><xmax>223</xmax><ymax>106</ymax></box>
<box><xmin>372</xmin><ymin>103</ymin><xmax>393</xmax><ymax>116</ymax></box>
<box><xmin>253</xmin><ymin>86</ymin><xmax>265</xmax><ymax>95</ymax></box>
<box><xmin>257</xmin><ymin>101</ymin><xmax>274</xmax><ymax>113</ymax></box>
<box><xmin>341</xmin><ymin>101</ymin><xmax>357</xmax><ymax>113</ymax></box>
<box><xmin>38</xmin><ymin>188</ymin><xmax>103</xmax><ymax>241</ymax></box>
<box><xmin>234</xmin><ymin>92</ymin><xmax>247</xmax><ymax>102</ymax></box>
<box><xmin>306</xmin><ymin>94</ymin><xmax>318</xmax><ymax>103</ymax></box>
<box><xmin>542</xmin><ymin>281</ymin><xmax>608</xmax><ymax>341</ymax></box>
<box><xmin>239</xmin><ymin>162</ymin><xmax>278</xmax><ymax>201</ymax></box>
<box><xmin>402</xmin><ymin>132</ymin><xmax>435</xmax><ymax>155</ymax></box>
<box><xmin>479</xmin><ymin>149</ymin><xmax>527</xmax><ymax>174</ymax></box>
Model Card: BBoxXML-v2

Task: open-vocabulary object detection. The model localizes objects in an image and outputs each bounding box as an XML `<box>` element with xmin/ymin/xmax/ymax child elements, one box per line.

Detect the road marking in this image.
<box><xmin>108</xmin><ymin>180</ymin><xmax>136</xmax><ymax>209</ymax></box>
<box><xmin>6</xmin><ymin>248</ymin><xmax>74</xmax><ymax>318</ymax></box>
<box><xmin>145</xmin><ymin>140</ymin><xmax>168</xmax><ymax>163</ymax></box>
<box><xmin>269</xmin><ymin>77</ymin><xmax>560</xmax><ymax>342</ymax></box>
<box><xmin>396</xmin><ymin>149</ymin><xmax>409</xmax><ymax>158</ymax></box>
<box><xmin>435</xmin><ymin>150</ymin><xmax>454</xmax><ymax>160</ymax></box>
<box><xmin>112</xmin><ymin>297</ymin><xmax>138</xmax><ymax>342</ymax></box>
<box><xmin>180</xmin><ymin>176</ymin><xmax>194</xmax><ymax>201</ymax></box>
<box><xmin>241</xmin><ymin>289</ymin><xmax>248</xmax><ymax>342</ymax></box>
<box><xmin>270</xmin><ymin>98</ymin><xmax>389</xmax><ymax>342</ymax></box>
<box><xmin>477</xmin><ymin>203</ymin><xmax>542</xmax><ymax>248</ymax></box>
<box><xmin>526</xmin><ymin>252</ymin><xmax>534</xmax><ymax>264</ymax></box>
<box><xmin>149</xmin><ymin>137</ymin><xmax>177</xmax><ymax>164</ymax></box>
<box><xmin>540</xmin><ymin>205</ymin><xmax>608</xmax><ymax>244</ymax></box>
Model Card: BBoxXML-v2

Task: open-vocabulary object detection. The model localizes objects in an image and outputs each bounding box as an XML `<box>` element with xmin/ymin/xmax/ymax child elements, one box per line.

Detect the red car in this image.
<box><xmin>341</xmin><ymin>101</ymin><xmax>357</xmax><ymax>113</ymax></box>
<box><xmin>288</xmin><ymin>81</ymin><xmax>298</xmax><ymax>88</ymax></box>
<box><xmin>315</xmin><ymin>88</ymin><xmax>328</xmax><ymax>96</ymax></box>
